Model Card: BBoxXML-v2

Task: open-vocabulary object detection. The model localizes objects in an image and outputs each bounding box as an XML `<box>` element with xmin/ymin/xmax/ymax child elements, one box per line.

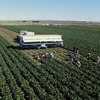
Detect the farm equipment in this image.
<box><xmin>17</xmin><ymin>30</ymin><xmax>63</xmax><ymax>49</ymax></box>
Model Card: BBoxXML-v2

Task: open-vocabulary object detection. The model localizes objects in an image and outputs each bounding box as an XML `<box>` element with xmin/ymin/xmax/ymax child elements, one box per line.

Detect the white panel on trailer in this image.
<box><xmin>22</xmin><ymin>35</ymin><xmax>63</xmax><ymax>43</ymax></box>
<box><xmin>18</xmin><ymin>31</ymin><xmax>63</xmax><ymax>48</ymax></box>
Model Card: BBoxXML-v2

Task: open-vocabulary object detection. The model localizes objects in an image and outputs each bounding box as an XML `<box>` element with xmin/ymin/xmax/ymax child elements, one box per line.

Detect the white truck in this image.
<box><xmin>17</xmin><ymin>31</ymin><xmax>63</xmax><ymax>49</ymax></box>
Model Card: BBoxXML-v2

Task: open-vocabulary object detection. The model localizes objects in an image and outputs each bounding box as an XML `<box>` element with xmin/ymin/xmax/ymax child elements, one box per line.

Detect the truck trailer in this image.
<box><xmin>17</xmin><ymin>31</ymin><xmax>63</xmax><ymax>49</ymax></box>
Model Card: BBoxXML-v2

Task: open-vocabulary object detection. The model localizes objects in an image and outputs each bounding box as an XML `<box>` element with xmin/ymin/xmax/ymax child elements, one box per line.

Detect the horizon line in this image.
<box><xmin>0</xmin><ymin>20</ymin><xmax>100</xmax><ymax>23</ymax></box>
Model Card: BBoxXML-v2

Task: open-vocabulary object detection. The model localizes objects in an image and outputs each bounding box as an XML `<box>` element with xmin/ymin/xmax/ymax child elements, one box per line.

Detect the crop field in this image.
<box><xmin>0</xmin><ymin>25</ymin><xmax>100</xmax><ymax>100</ymax></box>
<box><xmin>2</xmin><ymin>25</ymin><xmax>100</xmax><ymax>57</ymax></box>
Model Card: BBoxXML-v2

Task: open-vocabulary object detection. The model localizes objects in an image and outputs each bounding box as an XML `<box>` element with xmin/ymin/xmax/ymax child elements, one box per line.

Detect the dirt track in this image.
<box><xmin>0</xmin><ymin>27</ymin><xmax>18</xmax><ymax>46</ymax></box>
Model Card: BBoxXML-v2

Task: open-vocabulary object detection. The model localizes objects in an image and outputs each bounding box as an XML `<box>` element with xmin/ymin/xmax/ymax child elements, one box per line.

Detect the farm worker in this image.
<box><xmin>42</xmin><ymin>53</ymin><xmax>46</xmax><ymax>58</ymax></box>
<box><xmin>70</xmin><ymin>54</ymin><xmax>74</xmax><ymax>62</ymax></box>
<box><xmin>37</xmin><ymin>56</ymin><xmax>41</xmax><ymax>61</ymax></box>
<box><xmin>45</xmin><ymin>52</ymin><xmax>49</xmax><ymax>57</ymax></box>
<box><xmin>77</xmin><ymin>61</ymin><xmax>81</xmax><ymax>67</ymax></box>
<box><xmin>50</xmin><ymin>53</ymin><xmax>54</xmax><ymax>60</ymax></box>
<box><xmin>87</xmin><ymin>53</ymin><xmax>91</xmax><ymax>60</ymax></box>
<box><xmin>73</xmin><ymin>45</ymin><xmax>79</xmax><ymax>53</ymax></box>
<box><xmin>88</xmin><ymin>53</ymin><xmax>91</xmax><ymax>57</ymax></box>
<box><xmin>73</xmin><ymin>45</ymin><xmax>79</xmax><ymax>58</ymax></box>
<box><xmin>97</xmin><ymin>56</ymin><xmax>100</xmax><ymax>64</ymax></box>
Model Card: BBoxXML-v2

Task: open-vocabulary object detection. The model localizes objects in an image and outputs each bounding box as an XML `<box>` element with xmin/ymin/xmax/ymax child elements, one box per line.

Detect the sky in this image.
<box><xmin>0</xmin><ymin>0</ymin><xmax>100</xmax><ymax>21</ymax></box>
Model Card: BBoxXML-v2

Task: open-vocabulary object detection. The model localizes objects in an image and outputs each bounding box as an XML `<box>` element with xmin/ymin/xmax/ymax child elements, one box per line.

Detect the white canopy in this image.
<box><xmin>21</xmin><ymin>35</ymin><xmax>63</xmax><ymax>43</ymax></box>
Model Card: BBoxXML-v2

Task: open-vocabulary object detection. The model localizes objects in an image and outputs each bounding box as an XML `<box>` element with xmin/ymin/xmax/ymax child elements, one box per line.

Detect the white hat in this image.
<box><xmin>77</xmin><ymin>61</ymin><xmax>80</xmax><ymax>63</ymax></box>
